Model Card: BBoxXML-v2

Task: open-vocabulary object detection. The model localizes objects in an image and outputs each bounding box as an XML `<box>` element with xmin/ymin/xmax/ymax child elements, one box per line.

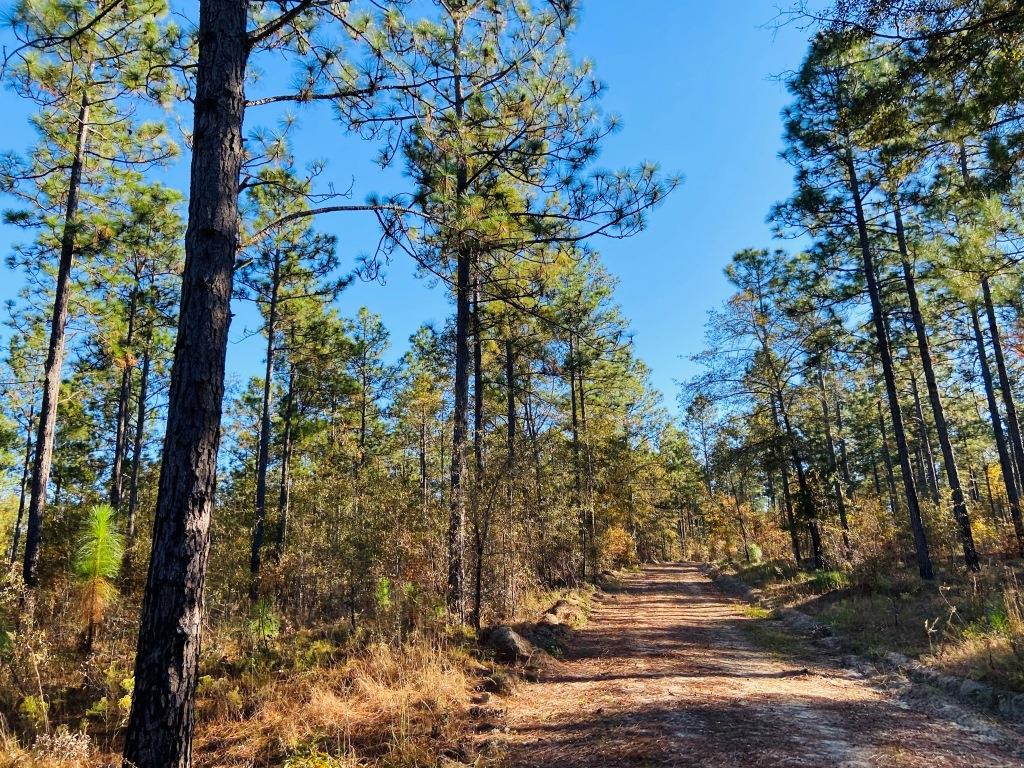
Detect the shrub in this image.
<box><xmin>745</xmin><ymin>542</ymin><xmax>763</xmax><ymax>565</ymax></box>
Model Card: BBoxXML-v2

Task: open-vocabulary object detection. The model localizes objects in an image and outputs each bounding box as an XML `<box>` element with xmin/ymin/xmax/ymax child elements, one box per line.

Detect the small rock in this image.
<box><xmin>482</xmin><ymin>625</ymin><xmax>537</xmax><ymax>663</ymax></box>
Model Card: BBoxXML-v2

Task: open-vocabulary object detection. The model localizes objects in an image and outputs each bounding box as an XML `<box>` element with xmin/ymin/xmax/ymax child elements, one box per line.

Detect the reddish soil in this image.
<box><xmin>492</xmin><ymin>563</ymin><xmax>1024</xmax><ymax>767</ymax></box>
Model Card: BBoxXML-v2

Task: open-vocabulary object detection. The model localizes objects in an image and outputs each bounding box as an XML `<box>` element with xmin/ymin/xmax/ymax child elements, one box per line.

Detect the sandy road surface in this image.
<box><xmin>493</xmin><ymin>563</ymin><xmax>1024</xmax><ymax>767</ymax></box>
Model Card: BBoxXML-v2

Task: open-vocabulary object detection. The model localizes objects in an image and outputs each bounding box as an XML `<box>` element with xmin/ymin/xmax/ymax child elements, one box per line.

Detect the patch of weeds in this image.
<box><xmin>810</xmin><ymin>570</ymin><xmax>850</xmax><ymax>593</ymax></box>
<box><xmin>744</xmin><ymin>604</ymin><xmax>772</xmax><ymax>620</ymax></box>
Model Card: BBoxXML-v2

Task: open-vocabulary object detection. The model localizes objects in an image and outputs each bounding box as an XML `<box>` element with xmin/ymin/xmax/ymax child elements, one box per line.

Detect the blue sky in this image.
<box><xmin>0</xmin><ymin>2</ymin><xmax>812</xmax><ymax>415</ymax></box>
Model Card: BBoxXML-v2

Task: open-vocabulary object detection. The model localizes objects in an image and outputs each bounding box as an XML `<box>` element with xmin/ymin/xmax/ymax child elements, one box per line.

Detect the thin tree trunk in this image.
<box><xmin>126</xmin><ymin>329</ymin><xmax>152</xmax><ymax>554</ymax></box>
<box><xmin>972</xmin><ymin>304</ymin><xmax>1024</xmax><ymax>554</ymax></box>
<box><xmin>776</xmin><ymin>391</ymin><xmax>823</xmax><ymax>569</ymax></box>
<box><xmin>419</xmin><ymin>413</ymin><xmax>428</xmax><ymax>518</ymax></box>
<box><xmin>817</xmin><ymin>369</ymin><xmax>851</xmax><ymax>557</ymax></box>
<box><xmin>982</xmin><ymin>276</ymin><xmax>1024</xmax><ymax>536</ymax></box>
<box><xmin>123</xmin><ymin>0</ymin><xmax>249</xmax><ymax>762</ymax></box>
<box><xmin>471</xmin><ymin>279</ymin><xmax>487</xmax><ymax>629</ymax></box>
<box><xmin>447</xmin><ymin>28</ymin><xmax>469</xmax><ymax>621</ymax></box>
<box><xmin>578</xmin><ymin>366</ymin><xmax>598</xmax><ymax>577</ymax></box>
<box><xmin>274</xmin><ymin>365</ymin><xmax>295</xmax><ymax>560</ymax></box>
<box><xmin>846</xmin><ymin>151</ymin><xmax>932</xmax><ymax>579</ymax></box>
<box><xmin>567</xmin><ymin>336</ymin><xmax>586</xmax><ymax>579</ymax></box>
<box><xmin>504</xmin><ymin>336</ymin><xmax>516</xmax><ymax>613</ymax></box>
<box><xmin>22</xmin><ymin>95</ymin><xmax>90</xmax><ymax>589</ymax></box>
<box><xmin>895</xmin><ymin>208</ymin><xmax>977</xmax><ymax>570</ymax></box>
<box><xmin>111</xmin><ymin>289</ymin><xmax>139</xmax><ymax>509</ymax></box>
<box><xmin>909</xmin><ymin>372</ymin><xmax>937</xmax><ymax>505</ymax></box>
<box><xmin>772</xmin><ymin>399</ymin><xmax>802</xmax><ymax>564</ymax></box>
<box><xmin>504</xmin><ymin>337</ymin><xmax>516</xmax><ymax>510</ymax></box>
<box><xmin>878</xmin><ymin>400</ymin><xmax>900</xmax><ymax>520</ymax></box>
<box><xmin>909</xmin><ymin>371</ymin><xmax>940</xmax><ymax>505</ymax></box>
<box><xmin>250</xmin><ymin>266</ymin><xmax>279</xmax><ymax>601</ymax></box>
<box><xmin>731</xmin><ymin>477</ymin><xmax>750</xmax><ymax>564</ymax></box>
<box><xmin>449</xmin><ymin>243</ymin><xmax>470</xmax><ymax>620</ymax></box>
<box><xmin>835</xmin><ymin>397</ymin><xmax>854</xmax><ymax>494</ymax></box>
<box><xmin>9</xmin><ymin>400</ymin><xmax>35</xmax><ymax>565</ymax></box>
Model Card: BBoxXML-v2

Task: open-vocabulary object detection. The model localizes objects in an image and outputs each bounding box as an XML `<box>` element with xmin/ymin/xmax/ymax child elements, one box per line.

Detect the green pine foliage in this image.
<box><xmin>72</xmin><ymin>503</ymin><xmax>124</xmax><ymax>649</ymax></box>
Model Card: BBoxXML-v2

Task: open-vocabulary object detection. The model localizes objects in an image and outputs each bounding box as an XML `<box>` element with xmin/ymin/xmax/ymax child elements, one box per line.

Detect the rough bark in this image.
<box><xmin>122</xmin><ymin>0</ymin><xmax>248</xmax><ymax>763</ymax></box>
<box><xmin>22</xmin><ymin>95</ymin><xmax>90</xmax><ymax>589</ymax></box>
<box><xmin>846</xmin><ymin>151</ymin><xmax>932</xmax><ymax>579</ymax></box>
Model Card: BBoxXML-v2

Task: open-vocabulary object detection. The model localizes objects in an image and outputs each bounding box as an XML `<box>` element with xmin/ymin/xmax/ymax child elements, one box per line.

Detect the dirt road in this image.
<box><xmin>494</xmin><ymin>563</ymin><xmax>1024</xmax><ymax>767</ymax></box>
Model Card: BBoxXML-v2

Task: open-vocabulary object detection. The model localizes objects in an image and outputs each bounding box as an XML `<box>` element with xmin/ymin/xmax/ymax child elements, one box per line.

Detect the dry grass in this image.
<box><xmin>721</xmin><ymin>557</ymin><xmax>1024</xmax><ymax>693</ymax></box>
<box><xmin>923</xmin><ymin>574</ymin><xmax>1024</xmax><ymax>691</ymax></box>
<box><xmin>0</xmin><ymin>635</ymin><xmax>486</xmax><ymax>768</ymax></box>
<box><xmin>0</xmin><ymin>725</ymin><xmax>95</xmax><ymax>768</ymax></box>
<box><xmin>192</xmin><ymin>640</ymin><xmax>478</xmax><ymax>768</ymax></box>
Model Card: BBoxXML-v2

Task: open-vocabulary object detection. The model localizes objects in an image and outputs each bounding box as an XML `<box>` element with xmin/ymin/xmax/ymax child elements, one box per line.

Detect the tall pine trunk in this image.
<box><xmin>22</xmin><ymin>95</ymin><xmax>90</xmax><ymax>589</ymax></box>
<box><xmin>123</xmin><ymin>0</ymin><xmax>248</xmax><ymax>762</ymax></box>
<box><xmin>447</xmin><ymin>32</ymin><xmax>469</xmax><ymax>621</ymax></box>
<box><xmin>846</xmin><ymin>151</ymin><xmax>932</xmax><ymax>579</ymax></box>
<box><xmin>893</xmin><ymin>201</ymin><xmax>978</xmax><ymax>570</ymax></box>
<box><xmin>971</xmin><ymin>306</ymin><xmax>1024</xmax><ymax>553</ymax></box>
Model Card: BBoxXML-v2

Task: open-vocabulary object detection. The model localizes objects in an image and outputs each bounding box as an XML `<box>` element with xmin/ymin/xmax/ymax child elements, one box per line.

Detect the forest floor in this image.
<box><xmin>486</xmin><ymin>563</ymin><xmax>1024</xmax><ymax>767</ymax></box>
